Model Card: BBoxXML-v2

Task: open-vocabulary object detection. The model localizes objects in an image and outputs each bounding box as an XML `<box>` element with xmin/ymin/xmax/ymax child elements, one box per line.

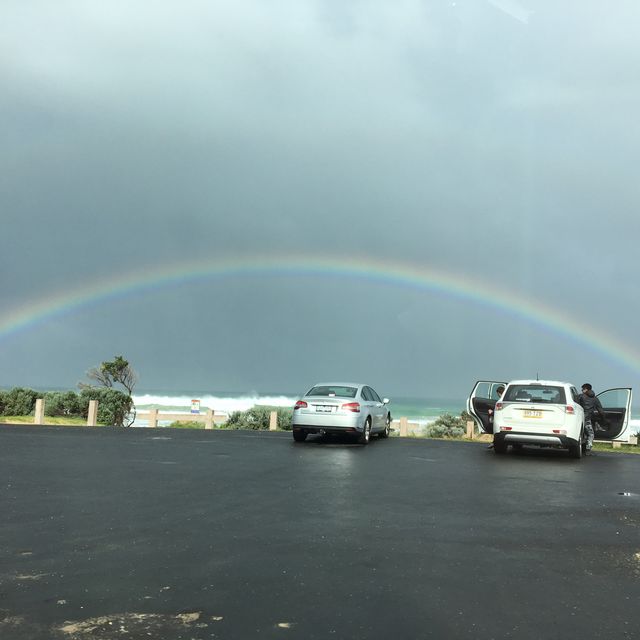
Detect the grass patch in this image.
<box><xmin>592</xmin><ymin>442</ymin><xmax>640</xmax><ymax>454</ymax></box>
<box><xmin>1</xmin><ymin>416</ymin><xmax>104</xmax><ymax>426</ymax></box>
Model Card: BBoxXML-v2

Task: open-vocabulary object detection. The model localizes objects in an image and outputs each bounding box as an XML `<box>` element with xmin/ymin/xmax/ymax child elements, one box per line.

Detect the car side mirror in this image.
<box><xmin>383</xmin><ymin>398</ymin><xmax>390</xmax><ymax>404</ymax></box>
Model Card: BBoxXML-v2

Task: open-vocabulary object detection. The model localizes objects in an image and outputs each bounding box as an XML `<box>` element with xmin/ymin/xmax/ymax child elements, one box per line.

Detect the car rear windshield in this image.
<box><xmin>306</xmin><ymin>385</ymin><xmax>357</xmax><ymax>398</ymax></box>
<box><xmin>503</xmin><ymin>385</ymin><xmax>566</xmax><ymax>404</ymax></box>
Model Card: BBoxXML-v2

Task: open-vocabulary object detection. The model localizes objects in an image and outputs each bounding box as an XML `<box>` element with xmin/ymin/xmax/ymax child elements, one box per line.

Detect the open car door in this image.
<box><xmin>467</xmin><ymin>380</ymin><xmax>508</xmax><ymax>434</ymax></box>
<box><xmin>595</xmin><ymin>387</ymin><xmax>633</xmax><ymax>441</ymax></box>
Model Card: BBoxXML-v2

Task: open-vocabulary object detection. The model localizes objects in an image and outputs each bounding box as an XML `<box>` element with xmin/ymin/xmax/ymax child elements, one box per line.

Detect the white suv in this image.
<box><xmin>467</xmin><ymin>380</ymin><xmax>633</xmax><ymax>458</ymax></box>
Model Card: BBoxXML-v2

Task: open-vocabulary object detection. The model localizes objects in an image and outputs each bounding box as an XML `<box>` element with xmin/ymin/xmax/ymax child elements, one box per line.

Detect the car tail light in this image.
<box><xmin>341</xmin><ymin>402</ymin><xmax>360</xmax><ymax>413</ymax></box>
<box><xmin>500</xmin><ymin>426</ymin><xmax>512</xmax><ymax>431</ymax></box>
<box><xmin>294</xmin><ymin>401</ymin><xmax>308</xmax><ymax>410</ymax></box>
<box><xmin>552</xmin><ymin>429</ymin><xmax>567</xmax><ymax>435</ymax></box>
<box><xmin>495</xmin><ymin>402</ymin><xmax>504</xmax><ymax>412</ymax></box>
<box><xmin>565</xmin><ymin>406</ymin><xmax>574</xmax><ymax>414</ymax></box>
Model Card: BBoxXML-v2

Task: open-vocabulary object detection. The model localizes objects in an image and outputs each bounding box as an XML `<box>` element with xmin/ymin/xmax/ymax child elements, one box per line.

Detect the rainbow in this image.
<box><xmin>1</xmin><ymin>254</ymin><xmax>639</xmax><ymax>374</ymax></box>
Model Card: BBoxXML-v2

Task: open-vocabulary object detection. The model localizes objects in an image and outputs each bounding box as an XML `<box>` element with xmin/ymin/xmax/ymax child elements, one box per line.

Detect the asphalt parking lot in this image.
<box><xmin>1</xmin><ymin>424</ymin><xmax>639</xmax><ymax>639</ymax></box>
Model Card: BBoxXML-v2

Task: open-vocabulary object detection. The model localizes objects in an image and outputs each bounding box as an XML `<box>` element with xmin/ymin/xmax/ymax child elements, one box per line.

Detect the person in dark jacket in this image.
<box><xmin>577</xmin><ymin>383</ymin><xmax>605</xmax><ymax>454</ymax></box>
<box><xmin>486</xmin><ymin>385</ymin><xmax>505</xmax><ymax>450</ymax></box>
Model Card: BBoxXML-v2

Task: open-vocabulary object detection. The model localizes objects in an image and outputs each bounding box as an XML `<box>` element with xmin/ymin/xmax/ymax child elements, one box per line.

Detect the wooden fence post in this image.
<box><xmin>34</xmin><ymin>399</ymin><xmax>45</xmax><ymax>424</ymax></box>
<box><xmin>205</xmin><ymin>409</ymin><xmax>214</xmax><ymax>430</ymax></box>
<box><xmin>399</xmin><ymin>417</ymin><xmax>408</xmax><ymax>437</ymax></box>
<box><xmin>148</xmin><ymin>408</ymin><xmax>159</xmax><ymax>429</ymax></box>
<box><xmin>87</xmin><ymin>400</ymin><xmax>98</xmax><ymax>426</ymax></box>
<box><xmin>269</xmin><ymin>411</ymin><xmax>278</xmax><ymax>431</ymax></box>
<box><xmin>466</xmin><ymin>420</ymin><xmax>475</xmax><ymax>439</ymax></box>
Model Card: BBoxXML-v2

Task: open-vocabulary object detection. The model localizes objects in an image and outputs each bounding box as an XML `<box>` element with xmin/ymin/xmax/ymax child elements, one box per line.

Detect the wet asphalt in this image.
<box><xmin>1</xmin><ymin>424</ymin><xmax>639</xmax><ymax>640</ymax></box>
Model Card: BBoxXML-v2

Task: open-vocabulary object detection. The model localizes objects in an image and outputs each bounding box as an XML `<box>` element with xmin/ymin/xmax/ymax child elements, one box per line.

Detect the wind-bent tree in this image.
<box><xmin>79</xmin><ymin>355</ymin><xmax>138</xmax><ymax>426</ymax></box>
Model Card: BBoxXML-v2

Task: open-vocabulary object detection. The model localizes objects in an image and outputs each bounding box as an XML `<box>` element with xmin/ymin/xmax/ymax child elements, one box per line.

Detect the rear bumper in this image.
<box><xmin>291</xmin><ymin>413</ymin><xmax>362</xmax><ymax>430</ymax></box>
<box><xmin>495</xmin><ymin>431</ymin><xmax>580</xmax><ymax>449</ymax></box>
<box><xmin>292</xmin><ymin>425</ymin><xmax>362</xmax><ymax>436</ymax></box>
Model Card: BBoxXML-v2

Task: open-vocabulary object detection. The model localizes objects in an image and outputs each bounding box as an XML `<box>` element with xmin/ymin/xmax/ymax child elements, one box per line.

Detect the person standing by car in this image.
<box><xmin>486</xmin><ymin>385</ymin><xmax>506</xmax><ymax>450</ymax></box>
<box><xmin>577</xmin><ymin>383</ymin><xmax>605</xmax><ymax>455</ymax></box>
<box><xmin>488</xmin><ymin>385</ymin><xmax>505</xmax><ymax>429</ymax></box>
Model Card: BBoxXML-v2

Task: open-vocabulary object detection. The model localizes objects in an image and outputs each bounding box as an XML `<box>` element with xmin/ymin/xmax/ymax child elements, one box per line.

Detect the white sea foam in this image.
<box><xmin>133</xmin><ymin>393</ymin><xmax>297</xmax><ymax>415</ymax></box>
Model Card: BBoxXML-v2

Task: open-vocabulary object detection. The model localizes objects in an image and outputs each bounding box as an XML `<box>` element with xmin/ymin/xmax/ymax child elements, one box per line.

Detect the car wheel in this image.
<box><xmin>379</xmin><ymin>415</ymin><xmax>391</xmax><ymax>439</ymax></box>
<box><xmin>493</xmin><ymin>439</ymin><xmax>508</xmax><ymax>454</ymax></box>
<box><xmin>570</xmin><ymin>430</ymin><xmax>583</xmax><ymax>459</ymax></box>
<box><xmin>358</xmin><ymin>418</ymin><xmax>372</xmax><ymax>445</ymax></box>
<box><xmin>293</xmin><ymin>429</ymin><xmax>307</xmax><ymax>443</ymax></box>
<box><xmin>570</xmin><ymin>442</ymin><xmax>582</xmax><ymax>459</ymax></box>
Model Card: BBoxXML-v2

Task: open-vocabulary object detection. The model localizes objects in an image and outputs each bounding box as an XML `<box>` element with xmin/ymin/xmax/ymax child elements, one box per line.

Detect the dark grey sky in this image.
<box><xmin>2</xmin><ymin>0</ymin><xmax>640</xmax><ymax>399</ymax></box>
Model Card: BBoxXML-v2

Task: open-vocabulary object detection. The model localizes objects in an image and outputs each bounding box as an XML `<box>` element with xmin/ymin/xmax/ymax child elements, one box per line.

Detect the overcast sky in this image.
<box><xmin>2</xmin><ymin>0</ymin><xmax>640</xmax><ymax>400</ymax></box>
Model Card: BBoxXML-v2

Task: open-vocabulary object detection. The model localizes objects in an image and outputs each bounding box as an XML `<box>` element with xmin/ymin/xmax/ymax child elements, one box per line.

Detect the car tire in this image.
<box><xmin>358</xmin><ymin>418</ymin><xmax>371</xmax><ymax>445</ymax></box>
<box><xmin>570</xmin><ymin>430</ymin><xmax>583</xmax><ymax>459</ymax></box>
<box><xmin>581</xmin><ymin>425</ymin><xmax>588</xmax><ymax>455</ymax></box>
<box><xmin>493</xmin><ymin>439</ymin><xmax>508</xmax><ymax>454</ymax></box>
<box><xmin>293</xmin><ymin>430</ymin><xmax>307</xmax><ymax>443</ymax></box>
<box><xmin>379</xmin><ymin>415</ymin><xmax>391</xmax><ymax>439</ymax></box>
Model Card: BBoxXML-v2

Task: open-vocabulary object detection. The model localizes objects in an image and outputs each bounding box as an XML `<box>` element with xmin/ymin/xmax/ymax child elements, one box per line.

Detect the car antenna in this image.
<box><xmin>536</xmin><ymin>372</ymin><xmax>539</xmax><ymax>381</ymax></box>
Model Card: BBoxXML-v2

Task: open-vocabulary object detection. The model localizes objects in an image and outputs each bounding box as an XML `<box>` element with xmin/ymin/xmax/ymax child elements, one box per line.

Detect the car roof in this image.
<box><xmin>309</xmin><ymin>382</ymin><xmax>365</xmax><ymax>388</ymax></box>
<box><xmin>506</xmin><ymin>380</ymin><xmax>572</xmax><ymax>387</ymax></box>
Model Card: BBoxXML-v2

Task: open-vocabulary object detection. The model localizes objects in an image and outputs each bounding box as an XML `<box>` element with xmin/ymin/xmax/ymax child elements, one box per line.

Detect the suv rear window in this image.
<box><xmin>503</xmin><ymin>385</ymin><xmax>566</xmax><ymax>404</ymax></box>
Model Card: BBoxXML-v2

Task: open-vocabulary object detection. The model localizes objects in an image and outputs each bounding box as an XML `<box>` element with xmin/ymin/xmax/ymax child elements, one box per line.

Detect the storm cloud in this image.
<box><xmin>2</xmin><ymin>0</ymin><xmax>639</xmax><ymax>398</ymax></box>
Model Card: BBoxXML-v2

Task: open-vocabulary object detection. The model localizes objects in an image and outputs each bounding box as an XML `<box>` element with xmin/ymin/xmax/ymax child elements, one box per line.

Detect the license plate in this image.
<box><xmin>524</xmin><ymin>410</ymin><xmax>542</xmax><ymax>418</ymax></box>
<box><xmin>316</xmin><ymin>405</ymin><xmax>333</xmax><ymax>413</ymax></box>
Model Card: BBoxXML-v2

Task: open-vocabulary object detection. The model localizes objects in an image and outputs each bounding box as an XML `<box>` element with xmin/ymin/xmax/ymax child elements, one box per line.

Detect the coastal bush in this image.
<box><xmin>44</xmin><ymin>390</ymin><xmax>82</xmax><ymax>416</ymax></box>
<box><xmin>426</xmin><ymin>412</ymin><xmax>466</xmax><ymax>438</ymax></box>
<box><xmin>168</xmin><ymin>421</ymin><xmax>204</xmax><ymax>429</ymax></box>
<box><xmin>225</xmin><ymin>406</ymin><xmax>294</xmax><ymax>430</ymax></box>
<box><xmin>226</xmin><ymin>406</ymin><xmax>272</xmax><ymax>430</ymax></box>
<box><xmin>0</xmin><ymin>386</ymin><xmax>128</xmax><ymax>426</ymax></box>
<box><xmin>277</xmin><ymin>408</ymin><xmax>294</xmax><ymax>430</ymax></box>
<box><xmin>0</xmin><ymin>387</ymin><xmax>39</xmax><ymax>416</ymax></box>
<box><xmin>80</xmin><ymin>387</ymin><xmax>133</xmax><ymax>427</ymax></box>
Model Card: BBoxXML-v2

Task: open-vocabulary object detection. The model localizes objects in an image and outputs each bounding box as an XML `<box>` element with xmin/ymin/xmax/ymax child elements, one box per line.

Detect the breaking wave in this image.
<box><xmin>133</xmin><ymin>393</ymin><xmax>297</xmax><ymax>416</ymax></box>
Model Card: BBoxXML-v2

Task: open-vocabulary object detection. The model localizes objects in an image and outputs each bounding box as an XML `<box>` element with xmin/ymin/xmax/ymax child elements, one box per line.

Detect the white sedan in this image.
<box><xmin>291</xmin><ymin>382</ymin><xmax>391</xmax><ymax>444</ymax></box>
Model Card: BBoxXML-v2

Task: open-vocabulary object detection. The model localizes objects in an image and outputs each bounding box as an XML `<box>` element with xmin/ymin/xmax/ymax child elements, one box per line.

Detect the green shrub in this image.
<box><xmin>225</xmin><ymin>406</ymin><xmax>293</xmax><ymax>431</ymax></box>
<box><xmin>44</xmin><ymin>391</ymin><xmax>82</xmax><ymax>417</ymax></box>
<box><xmin>0</xmin><ymin>387</ymin><xmax>38</xmax><ymax>416</ymax></box>
<box><xmin>80</xmin><ymin>387</ymin><xmax>133</xmax><ymax>427</ymax></box>
<box><xmin>426</xmin><ymin>412</ymin><xmax>466</xmax><ymax>438</ymax></box>
<box><xmin>226</xmin><ymin>406</ymin><xmax>270</xmax><ymax>430</ymax></box>
<box><xmin>276</xmin><ymin>407</ymin><xmax>293</xmax><ymax>430</ymax></box>
<box><xmin>0</xmin><ymin>386</ymin><xmax>132</xmax><ymax>426</ymax></box>
<box><xmin>168</xmin><ymin>421</ymin><xmax>204</xmax><ymax>429</ymax></box>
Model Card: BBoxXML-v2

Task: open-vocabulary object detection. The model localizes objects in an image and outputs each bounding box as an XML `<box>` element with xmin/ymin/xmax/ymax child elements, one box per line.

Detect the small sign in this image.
<box><xmin>191</xmin><ymin>399</ymin><xmax>201</xmax><ymax>414</ymax></box>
